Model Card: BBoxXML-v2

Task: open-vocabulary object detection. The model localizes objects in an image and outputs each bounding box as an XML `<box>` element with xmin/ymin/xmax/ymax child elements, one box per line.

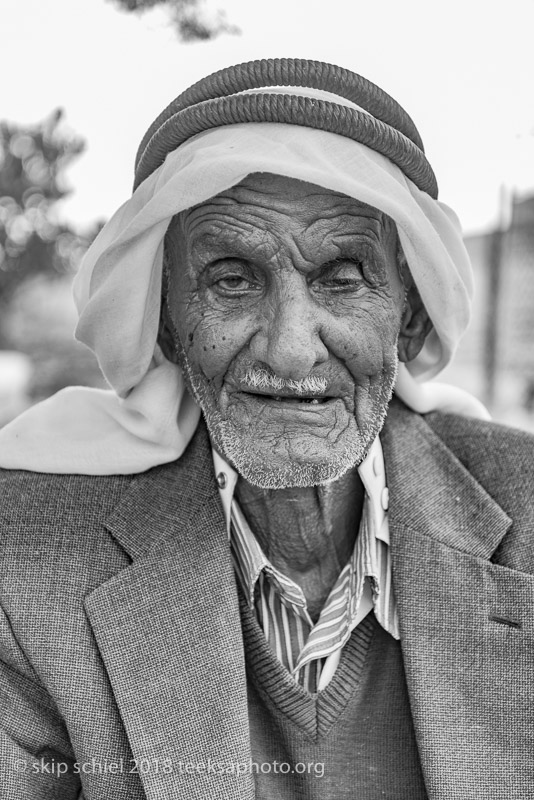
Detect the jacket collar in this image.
<box><xmin>381</xmin><ymin>399</ymin><xmax>511</xmax><ymax>560</ymax></box>
<box><xmin>102</xmin><ymin>420</ymin><xmax>217</xmax><ymax>560</ymax></box>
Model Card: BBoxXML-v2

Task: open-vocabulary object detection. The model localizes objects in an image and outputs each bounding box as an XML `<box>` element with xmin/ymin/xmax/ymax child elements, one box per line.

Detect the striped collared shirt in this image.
<box><xmin>213</xmin><ymin>438</ymin><xmax>399</xmax><ymax>693</ymax></box>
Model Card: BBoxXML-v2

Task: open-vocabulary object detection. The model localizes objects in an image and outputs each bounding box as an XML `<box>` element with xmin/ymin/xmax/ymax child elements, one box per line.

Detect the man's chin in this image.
<box><xmin>227</xmin><ymin>456</ymin><xmax>359</xmax><ymax>490</ymax></box>
<box><xmin>213</xmin><ymin>422</ymin><xmax>375</xmax><ymax>489</ymax></box>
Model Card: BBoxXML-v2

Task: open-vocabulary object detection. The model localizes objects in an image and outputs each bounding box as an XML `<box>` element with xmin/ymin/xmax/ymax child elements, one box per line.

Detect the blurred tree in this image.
<box><xmin>0</xmin><ymin>109</ymin><xmax>100</xmax><ymax>348</ymax></box>
<box><xmin>108</xmin><ymin>0</ymin><xmax>239</xmax><ymax>41</ymax></box>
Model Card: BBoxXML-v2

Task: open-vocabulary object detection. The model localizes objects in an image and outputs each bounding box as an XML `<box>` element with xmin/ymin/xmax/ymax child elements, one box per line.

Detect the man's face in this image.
<box><xmin>164</xmin><ymin>173</ymin><xmax>406</xmax><ymax>488</ymax></box>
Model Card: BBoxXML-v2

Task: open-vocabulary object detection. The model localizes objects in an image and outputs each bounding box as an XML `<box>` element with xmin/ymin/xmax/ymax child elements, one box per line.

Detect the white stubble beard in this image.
<box><xmin>177</xmin><ymin>342</ymin><xmax>399</xmax><ymax>490</ymax></box>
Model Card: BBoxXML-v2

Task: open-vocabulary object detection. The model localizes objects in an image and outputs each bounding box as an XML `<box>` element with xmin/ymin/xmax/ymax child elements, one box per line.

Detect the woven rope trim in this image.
<box><xmin>134</xmin><ymin>93</ymin><xmax>438</xmax><ymax>198</ymax></box>
<box><xmin>135</xmin><ymin>58</ymin><xmax>425</xmax><ymax>171</ymax></box>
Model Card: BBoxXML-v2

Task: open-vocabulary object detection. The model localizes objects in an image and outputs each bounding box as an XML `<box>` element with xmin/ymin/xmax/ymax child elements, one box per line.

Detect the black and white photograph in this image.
<box><xmin>1</xmin><ymin>1</ymin><xmax>533</xmax><ymax>797</ymax></box>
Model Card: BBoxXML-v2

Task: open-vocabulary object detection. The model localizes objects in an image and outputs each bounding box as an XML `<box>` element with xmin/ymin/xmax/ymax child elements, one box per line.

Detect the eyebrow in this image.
<box><xmin>186</xmin><ymin>229</ymin><xmax>280</xmax><ymax>263</ymax></box>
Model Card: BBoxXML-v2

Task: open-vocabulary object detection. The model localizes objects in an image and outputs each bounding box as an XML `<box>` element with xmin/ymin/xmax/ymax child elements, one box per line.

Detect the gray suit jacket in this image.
<box><xmin>0</xmin><ymin>400</ymin><xmax>533</xmax><ymax>800</ymax></box>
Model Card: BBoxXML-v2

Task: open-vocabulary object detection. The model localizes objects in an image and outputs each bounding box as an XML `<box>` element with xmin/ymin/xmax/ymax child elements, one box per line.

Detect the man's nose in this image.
<box><xmin>249</xmin><ymin>285</ymin><xmax>329</xmax><ymax>380</ymax></box>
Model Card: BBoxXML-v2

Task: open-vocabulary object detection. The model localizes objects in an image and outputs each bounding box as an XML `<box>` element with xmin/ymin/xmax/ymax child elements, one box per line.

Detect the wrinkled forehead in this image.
<box><xmin>204</xmin><ymin>171</ymin><xmax>380</xmax><ymax>201</ymax></box>
<box><xmin>169</xmin><ymin>172</ymin><xmax>398</xmax><ymax>249</ymax></box>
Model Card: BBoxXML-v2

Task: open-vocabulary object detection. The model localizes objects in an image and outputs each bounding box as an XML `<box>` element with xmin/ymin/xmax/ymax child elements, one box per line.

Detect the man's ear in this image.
<box><xmin>158</xmin><ymin>217</ymin><xmax>189</xmax><ymax>365</ymax></box>
<box><xmin>157</xmin><ymin>296</ymin><xmax>180</xmax><ymax>364</ymax></box>
<box><xmin>158</xmin><ymin>248</ymin><xmax>182</xmax><ymax>365</ymax></box>
<box><xmin>397</xmin><ymin>280</ymin><xmax>433</xmax><ymax>364</ymax></box>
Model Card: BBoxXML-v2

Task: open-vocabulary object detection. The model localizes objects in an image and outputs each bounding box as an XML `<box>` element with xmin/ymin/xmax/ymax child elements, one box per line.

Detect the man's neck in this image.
<box><xmin>235</xmin><ymin>470</ymin><xmax>365</xmax><ymax>622</ymax></box>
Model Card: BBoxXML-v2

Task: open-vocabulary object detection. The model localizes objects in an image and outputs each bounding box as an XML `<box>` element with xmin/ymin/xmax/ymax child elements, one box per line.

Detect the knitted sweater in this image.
<box><xmin>240</xmin><ymin>594</ymin><xmax>428</xmax><ymax>799</ymax></box>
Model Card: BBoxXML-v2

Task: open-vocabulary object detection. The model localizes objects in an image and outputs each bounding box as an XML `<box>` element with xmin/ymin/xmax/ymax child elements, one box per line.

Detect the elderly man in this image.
<box><xmin>0</xmin><ymin>59</ymin><xmax>533</xmax><ymax>800</ymax></box>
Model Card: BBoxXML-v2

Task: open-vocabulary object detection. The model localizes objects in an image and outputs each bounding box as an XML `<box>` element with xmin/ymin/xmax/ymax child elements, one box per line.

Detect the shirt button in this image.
<box><xmin>381</xmin><ymin>487</ymin><xmax>389</xmax><ymax>511</ymax></box>
<box><xmin>217</xmin><ymin>472</ymin><xmax>227</xmax><ymax>489</ymax></box>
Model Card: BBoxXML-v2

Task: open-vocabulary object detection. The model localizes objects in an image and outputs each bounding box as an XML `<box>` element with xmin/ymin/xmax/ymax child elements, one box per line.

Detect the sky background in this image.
<box><xmin>2</xmin><ymin>0</ymin><xmax>534</xmax><ymax>235</ymax></box>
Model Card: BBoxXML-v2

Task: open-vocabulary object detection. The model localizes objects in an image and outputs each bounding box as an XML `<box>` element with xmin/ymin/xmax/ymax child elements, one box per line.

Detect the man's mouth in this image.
<box><xmin>262</xmin><ymin>394</ymin><xmax>327</xmax><ymax>404</ymax></box>
<box><xmin>237</xmin><ymin>389</ymin><xmax>332</xmax><ymax>406</ymax></box>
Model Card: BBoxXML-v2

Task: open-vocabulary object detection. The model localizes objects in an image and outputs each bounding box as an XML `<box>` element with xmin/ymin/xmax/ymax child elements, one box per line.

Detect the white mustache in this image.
<box><xmin>243</xmin><ymin>368</ymin><xmax>328</xmax><ymax>395</ymax></box>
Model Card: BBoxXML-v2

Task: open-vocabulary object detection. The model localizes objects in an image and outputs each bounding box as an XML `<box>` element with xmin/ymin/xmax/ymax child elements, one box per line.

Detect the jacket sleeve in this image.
<box><xmin>0</xmin><ymin>603</ymin><xmax>81</xmax><ymax>799</ymax></box>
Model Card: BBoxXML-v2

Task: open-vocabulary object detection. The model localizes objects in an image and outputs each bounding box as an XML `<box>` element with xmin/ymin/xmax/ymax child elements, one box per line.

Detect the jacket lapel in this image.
<box><xmin>84</xmin><ymin>422</ymin><xmax>254</xmax><ymax>800</ymax></box>
<box><xmin>382</xmin><ymin>403</ymin><xmax>534</xmax><ymax>798</ymax></box>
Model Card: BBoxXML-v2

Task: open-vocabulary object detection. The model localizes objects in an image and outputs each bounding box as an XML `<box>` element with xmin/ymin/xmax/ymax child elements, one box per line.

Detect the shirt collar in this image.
<box><xmin>212</xmin><ymin>437</ymin><xmax>389</xmax><ymax>545</ymax></box>
<box><xmin>357</xmin><ymin>437</ymin><xmax>389</xmax><ymax>545</ymax></box>
<box><xmin>212</xmin><ymin>449</ymin><xmax>239</xmax><ymax>538</ymax></box>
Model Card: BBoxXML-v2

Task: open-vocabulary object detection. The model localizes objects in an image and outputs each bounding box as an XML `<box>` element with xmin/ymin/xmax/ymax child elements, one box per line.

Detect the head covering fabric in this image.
<box><xmin>0</xmin><ymin>79</ymin><xmax>488</xmax><ymax>475</ymax></box>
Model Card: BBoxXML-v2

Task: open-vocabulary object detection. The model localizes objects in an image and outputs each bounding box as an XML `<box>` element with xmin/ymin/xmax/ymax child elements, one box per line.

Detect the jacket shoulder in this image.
<box><xmin>424</xmin><ymin>411</ymin><xmax>534</xmax><ymax>483</ymax></box>
<box><xmin>0</xmin><ymin>468</ymin><xmax>137</xmax><ymax>587</ymax></box>
<box><xmin>423</xmin><ymin>410</ymin><xmax>534</xmax><ymax>568</ymax></box>
<box><xmin>0</xmin><ymin>468</ymin><xmax>133</xmax><ymax>539</ymax></box>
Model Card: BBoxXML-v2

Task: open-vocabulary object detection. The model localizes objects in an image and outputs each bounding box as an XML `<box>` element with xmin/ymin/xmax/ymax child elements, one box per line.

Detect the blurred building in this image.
<box><xmin>442</xmin><ymin>192</ymin><xmax>534</xmax><ymax>431</ymax></box>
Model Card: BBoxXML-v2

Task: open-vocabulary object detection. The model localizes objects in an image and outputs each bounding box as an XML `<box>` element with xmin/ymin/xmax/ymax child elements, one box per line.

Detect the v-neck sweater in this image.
<box><xmin>239</xmin><ymin>593</ymin><xmax>428</xmax><ymax>799</ymax></box>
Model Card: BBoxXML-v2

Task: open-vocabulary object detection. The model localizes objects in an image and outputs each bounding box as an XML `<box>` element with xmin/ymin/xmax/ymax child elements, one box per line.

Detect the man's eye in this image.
<box><xmin>213</xmin><ymin>275</ymin><xmax>258</xmax><ymax>294</ymax></box>
<box><xmin>318</xmin><ymin>259</ymin><xmax>365</xmax><ymax>290</ymax></box>
<box><xmin>323</xmin><ymin>276</ymin><xmax>360</xmax><ymax>287</ymax></box>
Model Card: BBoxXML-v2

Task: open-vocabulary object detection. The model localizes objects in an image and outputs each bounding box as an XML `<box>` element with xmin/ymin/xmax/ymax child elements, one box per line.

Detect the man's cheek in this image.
<box><xmin>183</xmin><ymin>320</ymin><xmax>243</xmax><ymax>381</ymax></box>
<box><xmin>338</xmin><ymin>330</ymin><xmax>396</xmax><ymax>380</ymax></box>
